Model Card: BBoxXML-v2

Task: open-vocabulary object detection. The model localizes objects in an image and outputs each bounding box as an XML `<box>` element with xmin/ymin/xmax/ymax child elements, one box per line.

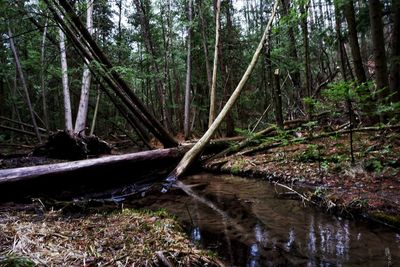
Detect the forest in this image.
<box><xmin>0</xmin><ymin>0</ymin><xmax>400</xmax><ymax>266</ymax></box>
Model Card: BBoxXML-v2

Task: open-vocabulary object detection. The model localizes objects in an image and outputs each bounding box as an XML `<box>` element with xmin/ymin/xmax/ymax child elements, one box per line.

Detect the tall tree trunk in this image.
<box><xmin>274</xmin><ymin>69</ymin><xmax>284</xmax><ymax>128</ymax></box>
<box><xmin>343</xmin><ymin>0</ymin><xmax>366</xmax><ymax>84</ymax></box>
<box><xmin>90</xmin><ymin>86</ymin><xmax>101</xmax><ymax>136</ymax></box>
<box><xmin>389</xmin><ymin>0</ymin><xmax>400</xmax><ymax>102</ymax></box>
<box><xmin>133</xmin><ymin>0</ymin><xmax>170</xmax><ymax>130</ymax></box>
<box><xmin>184</xmin><ymin>0</ymin><xmax>193</xmax><ymax>139</ymax></box>
<box><xmin>8</xmin><ymin>26</ymin><xmax>42</xmax><ymax>143</ymax></box>
<box><xmin>369</xmin><ymin>0</ymin><xmax>389</xmax><ymax>101</ymax></box>
<box><xmin>58</xmin><ymin>26</ymin><xmax>73</xmax><ymax>133</ymax></box>
<box><xmin>300</xmin><ymin>1</ymin><xmax>312</xmax><ymax>100</ymax></box>
<box><xmin>264</xmin><ymin>36</ymin><xmax>273</xmax><ymax>111</ymax></box>
<box><xmin>208</xmin><ymin>0</ymin><xmax>221</xmax><ymax>128</ymax></box>
<box><xmin>168</xmin><ymin>0</ymin><xmax>279</xmax><ymax>180</ymax></box>
<box><xmin>335</xmin><ymin>2</ymin><xmax>348</xmax><ymax>81</ymax></box>
<box><xmin>280</xmin><ymin>0</ymin><xmax>301</xmax><ymax>108</ymax></box>
<box><xmin>40</xmin><ymin>18</ymin><xmax>49</xmax><ymax>131</ymax></box>
<box><xmin>197</xmin><ymin>0</ymin><xmax>212</xmax><ymax>92</ymax></box>
<box><xmin>224</xmin><ymin>0</ymin><xmax>235</xmax><ymax>137</ymax></box>
<box><xmin>74</xmin><ymin>0</ymin><xmax>94</xmax><ymax>135</ymax></box>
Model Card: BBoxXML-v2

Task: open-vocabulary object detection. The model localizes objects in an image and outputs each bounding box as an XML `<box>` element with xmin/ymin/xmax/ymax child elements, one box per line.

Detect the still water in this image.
<box><xmin>129</xmin><ymin>173</ymin><xmax>400</xmax><ymax>266</ymax></box>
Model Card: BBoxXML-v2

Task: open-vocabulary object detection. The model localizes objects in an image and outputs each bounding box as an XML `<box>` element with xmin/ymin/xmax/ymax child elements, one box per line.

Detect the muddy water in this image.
<box><xmin>129</xmin><ymin>173</ymin><xmax>400</xmax><ymax>266</ymax></box>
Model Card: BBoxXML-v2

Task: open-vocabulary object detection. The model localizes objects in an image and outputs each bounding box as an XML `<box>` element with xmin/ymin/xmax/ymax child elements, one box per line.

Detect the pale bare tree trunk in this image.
<box><xmin>41</xmin><ymin>18</ymin><xmax>49</xmax><ymax>131</ymax></box>
<box><xmin>184</xmin><ymin>0</ymin><xmax>193</xmax><ymax>139</ymax></box>
<box><xmin>90</xmin><ymin>86</ymin><xmax>101</xmax><ymax>136</ymax></box>
<box><xmin>59</xmin><ymin>26</ymin><xmax>73</xmax><ymax>133</ymax></box>
<box><xmin>74</xmin><ymin>0</ymin><xmax>93</xmax><ymax>135</ymax></box>
<box><xmin>208</xmin><ymin>0</ymin><xmax>221</xmax><ymax>128</ymax></box>
<box><xmin>8</xmin><ymin>26</ymin><xmax>42</xmax><ymax>143</ymax></box>
<box><xmin>168</xmin><ymin>0</ymin><xmax>279</xmax><ymax>180</ymax></box>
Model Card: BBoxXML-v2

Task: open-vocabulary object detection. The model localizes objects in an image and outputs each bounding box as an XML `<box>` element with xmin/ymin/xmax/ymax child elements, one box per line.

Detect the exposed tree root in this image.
<box><xmin>33</xmin><ymin>130</ymin><xmax>111</xmax><ymax>160</ymax></box>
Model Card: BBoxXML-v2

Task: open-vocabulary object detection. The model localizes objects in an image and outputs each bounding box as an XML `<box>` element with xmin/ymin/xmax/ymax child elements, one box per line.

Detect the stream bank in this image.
<box><xmin>203</xmin><ymin>131</ymin><xmax>400</xmax><ymax>229</ymax></box>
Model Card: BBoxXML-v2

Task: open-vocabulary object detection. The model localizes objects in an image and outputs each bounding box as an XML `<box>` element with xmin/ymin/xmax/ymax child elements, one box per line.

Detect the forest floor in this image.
<box><xmin>203</xmin><ymin>128</ymin><xmax>400</xmax><ymax>229</ymax></box>
<box><xmin>0</xmin><ymin>207</ymin><xmax>223</xmax><ymax>266</ymax></box>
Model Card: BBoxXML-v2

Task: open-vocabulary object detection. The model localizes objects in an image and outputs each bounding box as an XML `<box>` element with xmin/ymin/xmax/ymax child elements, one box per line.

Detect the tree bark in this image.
<box><xmin>300</xmin><ymin>1</ymin><xmax>312</xmax><ymax>99</ymax></box>
<box><xmin>274</xmin><ymin>69</ymin><xmax>284</xmax><ymax>128</ymax></box>
<box><xmin>184</xmin><ymin>0</ymin><xmax>193</xmax><ymax>139</ymax></box>
<box><xmin>8</xmin><ymin>26</ymin><xmax>42</xmax><ymax>143</ymax></box>
<box><xmin>369</xmin><ymin>0</ymin><xmax>389</xmax><ymax>101</ymax></box>
<box><xmin>40</xmin><ymin>18</ymin><xmax>49</xmax><ymax>131</ymax></box>
<box><xmin>168</xmin><ymin>0</ymin><xmax>279</xmax><ymax>180</ymax></box>
<box><xmin>389</xmin><ymin>0</ymin><xmax>400</xmax><ymax>102</ymax></box>
<box><xmin>197</xmin><ymin>0</ymin><xmax>213</xmax><ymax>92</ymax></box>
<box><xmin>208</xmin><ymin>0</ymin><xmax>221</xmax><ymax>128</ymax></box>
<box><xmin>280</xmin><ymin>0</ymin><xmax>301</xmax><ymax>105</ymax></box>
<box><xmin>58</xmin><ymin>26</ymin><xmax>73</xmax><ymax>133</ymax></box>
<box><xmin>335</xmin><ymin>1</ymin><xmax>348</xmax><ymax>81</ymax></box>
<box><xmin>343</xmin><ymin>0</ymin><xmax>366</xmax><ymax>83</ymax></box>
<box><xmin>74</xmin><ymin>0</ymin><xmax>94</xmax><ymax>135</ymax></box>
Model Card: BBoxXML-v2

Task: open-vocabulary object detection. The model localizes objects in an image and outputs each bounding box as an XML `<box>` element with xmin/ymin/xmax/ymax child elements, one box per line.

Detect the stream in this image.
<box><xmin>127</xmin><ymin>172</ymin><xmax>400</xmax><ymax>267</ymax></box>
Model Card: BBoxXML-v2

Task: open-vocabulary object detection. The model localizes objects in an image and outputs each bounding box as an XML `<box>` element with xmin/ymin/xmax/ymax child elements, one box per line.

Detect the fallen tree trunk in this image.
<box><xmin>0</xmin><ymin>147</ymin><xmax>189</xmax><ymax>184</ymax></box>
<box><xmin>0</xmin><ymin>148</ymin><xmax>187</xmax><ymax>202</ymax></box>
<box><xmin>0</xmin><ymin>140</ymin><xmax>231</xmax><ymax>201</ymax></box>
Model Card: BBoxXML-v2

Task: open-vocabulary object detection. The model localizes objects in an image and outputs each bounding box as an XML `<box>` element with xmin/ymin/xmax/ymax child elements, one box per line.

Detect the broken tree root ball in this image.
<box><xmin>33</xmin><ymin>131</ymin><xmax>111</xmax><ymax>160</ymax></box>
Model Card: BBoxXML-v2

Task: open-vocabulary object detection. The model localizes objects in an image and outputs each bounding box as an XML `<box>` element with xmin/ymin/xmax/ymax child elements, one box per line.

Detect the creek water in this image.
<box><xmin>128</xmin><ymin>173</ymin><xmax>400</xmax><ymax>266</ymax></box>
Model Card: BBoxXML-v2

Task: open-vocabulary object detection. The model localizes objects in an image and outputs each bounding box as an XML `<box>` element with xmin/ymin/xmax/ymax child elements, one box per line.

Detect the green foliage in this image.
<box><xmin>303</xmin><ymin>97</ymin><xmax>324</xmax><ymax>113</ymax></box>
<box><xmin>0</xmin><ymin>255</ymin><xmax>35</xmax><ymax>267</ymax></box>
<box><xmin>363</xmin><ymin>158</ymin><xmax>383</xmax><ymax>173</ymax></box>
<box><xmin>322</xmin><ymin>81</ymin><xmax>364</xmax><ymax>104</ymax></box>
<box><xmin>296</xmin><ymin>144</ymin><xmax>320</xmax><ymax>162</ymax></box>
<box><xmin>313</xmin><ymin>186</ymin><xmax>326</xmax><ymax>198</ymax></box>
<box><xmin>234</xmin><ymin>128</ymin><xmax>255</xmax><ymax>138</ymax></box>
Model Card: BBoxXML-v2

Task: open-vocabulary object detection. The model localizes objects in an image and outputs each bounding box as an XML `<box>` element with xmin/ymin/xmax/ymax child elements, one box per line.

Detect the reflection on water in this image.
<box><xmin>128</xmin><ymin>173</ymin><xmax>400</xmax><ymax>266</ymax></box>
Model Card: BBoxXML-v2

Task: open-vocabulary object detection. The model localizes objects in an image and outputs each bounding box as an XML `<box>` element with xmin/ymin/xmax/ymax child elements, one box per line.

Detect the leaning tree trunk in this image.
<box><xmin>8</xmin><ymin>26</ymin><xmax>42</xmax><ymax>143</ymax></box>
<box><xmin>74</xmin><ymin>0</ymin><xmax>94</xmax><ymax>135</ymax></box>
<box><xmin>208</xmin><ymin>0</ymin><xmax>221</xmax><ymax>128</ymax></box>
<box><xmin>46</xmin><ymin>0</ymin><xmax>178</xmax><ymax>148</ymax></box>
<box><xmin>184</xmin><ymin>0</ymin><xmax>193</xmax><ymax>139</ymax></box>
<box><xmin>167</xmin><ymin>0</ymin><xmax>279</xmax><ymax>180</ymax></box>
